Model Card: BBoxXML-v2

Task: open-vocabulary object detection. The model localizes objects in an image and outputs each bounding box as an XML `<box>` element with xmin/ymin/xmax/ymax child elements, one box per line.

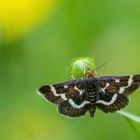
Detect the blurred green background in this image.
<box><xmin>0</xmin><ymin>0</ymin><xmax>140</xmax><ymax>140</ymax></box>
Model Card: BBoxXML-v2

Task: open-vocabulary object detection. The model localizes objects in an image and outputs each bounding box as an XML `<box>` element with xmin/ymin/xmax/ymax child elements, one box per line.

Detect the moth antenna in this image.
<box><xmin>95</xmin><ymin>63</ymin><xmax>107</xmax><ymax>71</ymax></box>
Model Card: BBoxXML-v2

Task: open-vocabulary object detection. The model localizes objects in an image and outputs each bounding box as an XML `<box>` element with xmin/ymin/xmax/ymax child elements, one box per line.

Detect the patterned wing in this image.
<box><xmin>38</xmin><ymin>78</ymin><xmax>90</xmax><ymax>117</ymax></box>
<box><xmin>96</xmin><ymin>74</ymin><xmax>140</xmax><ymax>113</ymax></box>
<box><xmin>98</xmin><ymin>75</ymin><xmax>140</xmax><ymax>95</ymax></box>
<box><xmin>58</xmin><ymin>100</ymin><xmax>88</xmax><ymax>117</ymax></box>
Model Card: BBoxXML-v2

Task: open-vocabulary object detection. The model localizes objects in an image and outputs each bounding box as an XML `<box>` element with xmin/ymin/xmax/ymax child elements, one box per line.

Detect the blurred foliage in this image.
<box><xmin>0</xmin><ymin>0</ymin><xmax>140</xmax><ymax>140</ymax></box>
<box><xmin>0</xmin><ymin>0</ymin><xmax>56</xmax><ymax>42</ymax></box>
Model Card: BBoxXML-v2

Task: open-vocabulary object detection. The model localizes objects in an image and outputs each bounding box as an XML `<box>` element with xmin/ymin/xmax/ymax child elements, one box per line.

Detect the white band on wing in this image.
<box><xmin>96</xmin><ymin>94</ymin><xmax>118</xmax><ymax>105</ymax></box>
<box><xmin>118</xmin><ymin>75</ymin><xmax>134</xmax><ymax>94</ymax></box>
<box><xmin>68</xmin><ymin>99</ymin><xmax>90</xmax><ymax>109</ymax></box>
<box><xmin>50</xmin><ymin>85</ymin><xmax>67</xmax><ymax>100</ymax></box>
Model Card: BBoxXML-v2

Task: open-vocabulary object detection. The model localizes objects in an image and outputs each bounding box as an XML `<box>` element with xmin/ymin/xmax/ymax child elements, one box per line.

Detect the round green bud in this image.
<box><xmin>69</xmin><ymin>57</ymin><xmax>96</xmax><ymax>79</ymax></box>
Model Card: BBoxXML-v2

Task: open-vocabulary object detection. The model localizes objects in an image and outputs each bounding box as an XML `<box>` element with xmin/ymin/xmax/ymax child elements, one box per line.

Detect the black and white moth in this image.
<box><xmin>37</xmin><ymin>75</ymin><xmax>140</xmax><ymax>118</ymax></box>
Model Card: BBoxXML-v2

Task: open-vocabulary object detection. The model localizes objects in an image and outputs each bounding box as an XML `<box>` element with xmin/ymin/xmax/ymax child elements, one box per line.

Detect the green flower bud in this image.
<box><xmin>69</xmin><ymin>57</ymin><xmax>96</xmax><ymax>79</ymax></box>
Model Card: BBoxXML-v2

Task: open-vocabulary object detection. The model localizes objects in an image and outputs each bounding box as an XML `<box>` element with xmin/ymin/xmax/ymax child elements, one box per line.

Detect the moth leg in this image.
<box><xmin>58</xmin><ymin>100</ymin><xmax>88</xmax><ymax>117</ymax></box>
<box><xmin>96</xmin><ymin>93</ymin><xmax>129</xmax><ymax>113</ymax></box>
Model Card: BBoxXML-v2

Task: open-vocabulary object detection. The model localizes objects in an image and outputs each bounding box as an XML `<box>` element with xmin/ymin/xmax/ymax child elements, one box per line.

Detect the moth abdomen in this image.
<box><xmin>87</xmin><ymin>92</ymin><xmax>97</xmax><ymax>104</ymax></box>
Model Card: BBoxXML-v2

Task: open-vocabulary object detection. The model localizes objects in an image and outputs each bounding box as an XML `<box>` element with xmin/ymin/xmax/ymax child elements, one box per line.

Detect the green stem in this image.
<box><xmin>124</xmin><ymin>117</ymin><xmax>140</xmax><ymax>139</ymax></box>
<box><xmin>117</xmin><ymin>111</ymin><xmax>140</xmax><ymax>139</ymax></box>
<box><xmin>117</xmin><ymin>111</ymin><xmax>140</xmax><ymax>124</ymax></box>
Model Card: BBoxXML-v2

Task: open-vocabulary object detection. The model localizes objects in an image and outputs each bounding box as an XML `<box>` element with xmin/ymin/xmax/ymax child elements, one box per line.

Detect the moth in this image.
<box><xmin>37</xmin><ymin>74</ymin><xmax>140</xmax><ymax>118</ymax></box>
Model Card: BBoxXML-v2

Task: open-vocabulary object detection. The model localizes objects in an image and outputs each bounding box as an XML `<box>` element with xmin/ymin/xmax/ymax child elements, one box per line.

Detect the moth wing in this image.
<box><xmin>97</xmin><ymin>93</ymin><xmax>129</xmax><ymax>113</ymax></box>
<box><xmin>58</xmin><ymin>100</ymin><xmax>88</xmax><ymax>117</ymax></box>
<box><xmin>38</xmin><ymin>79</ymin><xmax>90</xmax><ymax>117</ymax></box>
<box><xmin>96</xmin><ymin>75</ymin><xmax>140</xmax><ymax>112</ymax></box>
<box><xmin>98</xmin><ymin>75</ymin><xmax>140</xmax><ymax>95</ymax></box>
<box><xmin>38</xmin><ymin>78</ymin><xmax>86</xmax><ymax>105</ymax></box>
